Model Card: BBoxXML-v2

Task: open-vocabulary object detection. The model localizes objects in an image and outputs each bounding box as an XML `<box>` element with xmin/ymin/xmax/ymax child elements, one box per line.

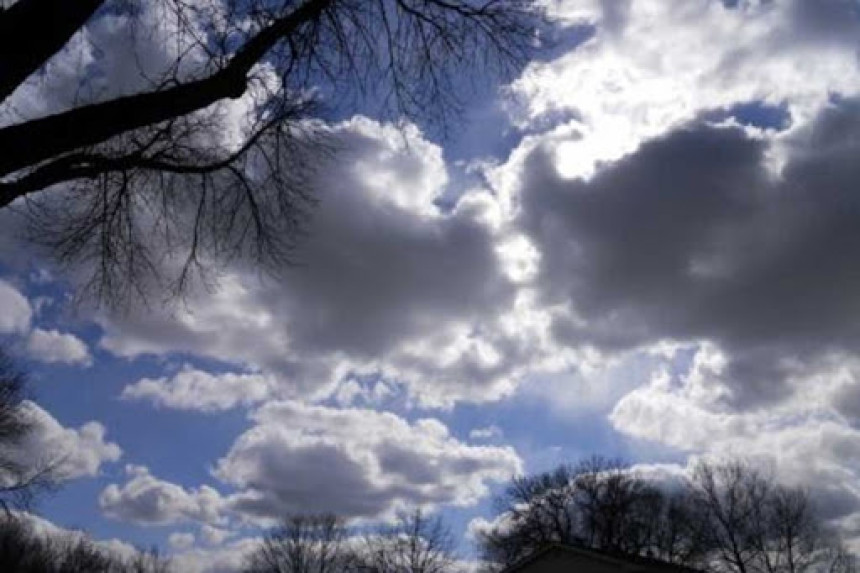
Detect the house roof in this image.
<box><xmin>500</xmin><ymin>544</ymin><xmax>702</xmax><ymax>573</ymax></box>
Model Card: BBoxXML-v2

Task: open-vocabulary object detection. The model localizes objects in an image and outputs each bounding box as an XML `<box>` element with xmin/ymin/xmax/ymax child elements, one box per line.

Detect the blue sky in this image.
<box><xmin>5</xmin><ymin>1</ymin><xmax>860</xmax><ymax>571</ymax></box>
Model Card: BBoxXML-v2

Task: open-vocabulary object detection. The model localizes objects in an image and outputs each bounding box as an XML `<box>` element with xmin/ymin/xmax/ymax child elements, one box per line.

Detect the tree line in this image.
<box><xmin>244</xmin><ymin>510</ymin><xmax>455</xmax><ymax>573</ymax></box>
<box><xmin>477</xmin><ymin>456</ymin><xmax>856</xmax><ymax>573</ymax></box>
<box><xmin>228</xmin><ymin>456</ymin><xmax>860</xmax><ymax>573</ymax></box>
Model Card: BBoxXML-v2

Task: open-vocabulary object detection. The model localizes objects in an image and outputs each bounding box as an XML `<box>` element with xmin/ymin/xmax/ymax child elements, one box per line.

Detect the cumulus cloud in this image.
<box><xmin>98</xmin><ymin>405</ymin><xmax>519</xmax><ymax>529</ymax></box>
<box><xmin>609</xmin><ymin>342</ymin><xmax>860</xmax><ymax>525</ymax></box>
<box><xmin>0</xmin><ymin>279</ymin><xmax>31</xmax><ymax>334</ymax></box>
<box><xmin>168</xmin><ymin>532</ymin><xmax>196</xmax><ymax>550</ymax></box>
<box><xmin>25</xmin><ymin>328</ymin><xmax>91</xmax><ymax>366</ymax></box>
<box><xmin>99</xmin><ymin>401</ymin><xmax>522</xmax><ymax>528</ymax></box>
<box><xmin>12</xmin><ymin>401</ymin><xmax>121</xmax><ymax>480</ymax></box>
<box><xmin>121</xmin><ymin>367</ymin><xmax>278</xmax><ymax>413</ymax></box>
<box><xmin>505</xmin><ymin>0</ymin><xmax>860</xmax><ymax>180</ymax></box>
<box><xmin>0</xmin><ymin>278</ymin><xmax>92</xmax><ymax>368</ymax></box>
<box><xmin>99</xmin><ymin>465</ymin><xmax>225</xmax><ymax>526</ymax></box>
<box><xmin>509</xmin><ymin>101</ymin><xmax>860</xmax><ymax>407</ymax></box>
<box><xmin>96</xmin><ymin>118</ymin><xmax>573</xmax><ymax>407</ymax></box>
<box><xmin>169</xmin><ymin>538</ymin><xmax>260</xmax><ymax>573</ymax></box>
<box><xmin>199</xmin><ymin>524</ymin><xmax>232</xmax><ymax>546</ymax></box>
<box><xmin>11</xmin><ymin>511</ymin><xmax>142</xmax><ymax>563</ymax></box>
<box><xmin>215</xmin><ymin>401</ymin><xmax>522</xmax><ymax>521</ymax></box>
<box><xmin>469</xmin><ymin>425</ymin><xmax>503</xmax><ymax>441</ymax></box>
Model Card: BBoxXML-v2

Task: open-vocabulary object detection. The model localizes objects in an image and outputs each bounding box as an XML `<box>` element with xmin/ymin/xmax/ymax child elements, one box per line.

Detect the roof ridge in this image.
<box><xmin>500</xmin><ymin>543</ymin><xmax>703</xmax><ymax>573</ymax></box>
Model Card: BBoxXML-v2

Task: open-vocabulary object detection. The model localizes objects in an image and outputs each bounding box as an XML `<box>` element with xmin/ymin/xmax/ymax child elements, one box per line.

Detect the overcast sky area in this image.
<box><xmin>5</xmin><ymin>0</ymin><xmax>860</xmax><ymax>570</ymax></box>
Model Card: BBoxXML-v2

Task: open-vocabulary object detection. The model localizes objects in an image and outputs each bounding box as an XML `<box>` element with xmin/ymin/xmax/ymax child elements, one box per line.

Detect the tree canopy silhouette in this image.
<box><xmin>477</xmin><ymin>457</ymin><xmax>856</xmax><ymax>573</ymax></box>
<box><xmin>0</xmin><ymin>0</ymin><xmax>540</xmax><ymax>303</ymax></box>
<box><xmin>0</xmin><ymin>349</ymin><xmax>59</xmax><ymax>515</ymax></box>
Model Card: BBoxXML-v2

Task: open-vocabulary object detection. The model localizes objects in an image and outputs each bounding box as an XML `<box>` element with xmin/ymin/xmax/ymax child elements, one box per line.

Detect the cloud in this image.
<box><xmin>1</xmin><ymin>0</ymin><xmax>213</xmax><ymax>127</ymax></box>
<box><xmin>82</xmin><ymin>0</ymin><xmax>860</xmax><ymax>415</ymax></box>
<box><xmin>13</xmin><ymin>401</ymin><xmax>121</xmax><ymax>480</ymax></box>
<box><xmin>0</xmin><ymin>278</ymin><xmax>91</xmax><ymax>367</ymax></box>
<box><xmin>0</xmin><ymin>280</ymin><xmax>31</xmax><ymax>334</ymax></box>
<box><xmin>99</xmin><ymin>403</ymin><xmax>518</xmax><ymax>532</ymax></box>
<box><xmin>11</xmin><ymin>511</ymin><xmax>143</xmax><ymax>564</ymax></box>
<box><xmin>121</xmin><ymin>367</ymin><xmax>278</xmax><ymax>413</ymax></box>
<box><xmin>508</xmin><ymin>99</ymin><xmax>860</xmax><ymax>407</ymax></box>
<box><xmin>168</xmin><ymin>532</ymin><xmax>196</xmax><ymax>550</ymax></box>
<box><xmin>99</xmin><ymin>465</ymin><xmax>225</xmax><ymax>526</ymax></box>
<box><xmin>169</xmin><ymin>538</ymin><xmax>260</xmax><ymax>573</ymax></box>
<box><xmin>199</xmin><ymin>524</ymin><xmax>232</xmax><ymax>546</ymax></box>
<box><xmin>214</xmin><ymin>401</ymin><xmax>522</xmax><ymax>521</ymax></box>
<box><xmin>25</xmin><ymin>328</ymin><xmax>91</xmax><ymax>366</ymax></box>
<box><xmin>506</xmin><ymin>0</ymin><xmax>860</xmax><ymax>180</ymax></box>
<box><xmin>96</xmin><ymin>118</ymin><xmax>572</xmax><ymax>407</ymax></box>
<box><xmin>609</xmin><ymin>342</ymin><xmax>860</xmax><ymax>525</ymax></box>
<box><xmin>469</xmin><ymin>425</ymin><xmax>503</xmax><ymax>441</ymax></box>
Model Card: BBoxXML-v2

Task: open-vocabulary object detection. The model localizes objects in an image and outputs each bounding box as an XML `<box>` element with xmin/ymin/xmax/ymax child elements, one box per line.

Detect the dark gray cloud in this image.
<box><xmin>518</xmin><ymin>99</ymin><xmax>860</xmax><ymax>407</ymax></box>
<box><xmin>784</xmin><ymin>0</ymin><xmax>860</xmax><ymax>46</ymax></box>
<box><xmin>99</xmin><ymin>119</ymin><xmax>535</xmax><ymax>406</ymax></box>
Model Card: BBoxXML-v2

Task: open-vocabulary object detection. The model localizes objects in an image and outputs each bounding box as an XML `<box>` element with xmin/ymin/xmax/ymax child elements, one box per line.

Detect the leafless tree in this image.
<box><xmin>244</xmin><ymin>513</ymin><xmax>354</xmax><ymax>573</ymax></box>
<box><xmin>478</xmin><ymin>456</ymin><xmax>856</xmax><ymax>573</ymax></box>
<box><xmin>244</xmin><ymin>510</ymin><xmax>458</xmax><ymax>573</ymax></box>
<box><xmin>479</xmin><ymin>456</ymin><xmax>708</xmax><ymax>570</ymax></box>
<box><xmin>690</xmin><ymin>460</ymin><xmax>850</xmax><ymax>573</ymax></box>
<box><xmin>0</xmin><ymin>0</ymin><xmax>542</xmax><ymax>305</ymax></box>
<box><xmin>0</xmin><ymin>349</ymin><xmax>60</xmax><ymax>515</ymax></box>
<box><xmin>690</xmin><ymin>460</ymin><xmax>771</xmax><ymax>573</ymax></box>
<box><xmin>354</xmin><ymin>509</ymin><xmax>457</xmax><ymax>573</ymax></box>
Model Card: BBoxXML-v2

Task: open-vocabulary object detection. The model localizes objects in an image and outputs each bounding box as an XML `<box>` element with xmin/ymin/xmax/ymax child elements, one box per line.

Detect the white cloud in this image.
<box><xmin>99</xmin><ymin>465</ymin><xmax>226</xmax><ymax>526</ymax></box>
<box><xmin>215</xmin><ymin>401</ymin><xmax>522</xmax><ymax>521</ymax></box>
<box><xmin>25</xmin><ymin>328</ymin><xmax>91</xmax><ymax>366</ymax></box>
<box><xmin>11</xmin><ymin>511</ymin><xmax>142</xmax><ymax>563</ymax></box>
<box><xmin>168</xmin><ymin>532</ymin><xmax>196</xmax><ymax>550</ymax></box>
<box><xmin>504</xmin><ymin>0</ymin><xmax>860</xmax><ymax>181</ymax></box>
<box><xmin>0</xmin><ymin>279</ymin><xmax>31</xmax><ymax>334</ymax></box>
<box><xmin>200</xmin><ymin>524</ymin><xmax>232</xmax><ymax>546</ymax></box>
<box><xmin>0</xmin><ymin>276</ymin><xmax>90</xmax><ymax>368</ymax></box>
<box><xmin>609</xmin><ymin>342</ymin><xmax>860</xmax><ymax>525</ymax></box>
<box><xmin>169</xmin><ymin>538</ymin><xmax>260</xmax><ymax>573</ymax></box>
<box><xmin>469</xmin><ymin>425</ymin><xmax>503</xmax><ymax>441</ymax></box>
<box><xmin>121</xmin><ymin>367</ymin><xmax>278</xmax><ymax>412</ymax></box>
<box><xmin>12</xmin><ymin>401</ymin><xmax>121</xmax><ymax>480</ymax></box>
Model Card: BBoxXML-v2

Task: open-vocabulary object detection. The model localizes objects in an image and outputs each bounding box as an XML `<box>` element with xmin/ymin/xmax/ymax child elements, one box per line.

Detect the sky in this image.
<box><xmin>4</xmin><ymin>0</ymin><xmax>860</xmax><ymax>570</ymax></box>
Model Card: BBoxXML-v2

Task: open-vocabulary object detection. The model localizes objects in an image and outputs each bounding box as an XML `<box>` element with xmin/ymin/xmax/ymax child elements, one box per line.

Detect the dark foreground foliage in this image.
<box><xmin>0</xmin><ymin>515</ymin><xmax>171</xmax><ymax>573</ymax></box>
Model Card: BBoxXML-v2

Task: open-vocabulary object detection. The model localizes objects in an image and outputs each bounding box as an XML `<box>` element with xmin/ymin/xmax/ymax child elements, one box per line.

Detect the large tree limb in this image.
<box><xmin>0</xmin><ymin>110</ymin><xmax>283</xmax><ymax>208</ymax></box>
<box><xmin>0</xmin><ymin>0</ymin><xmax>106</xmax><ymax>103</ymax></box>
<box><xmin>0</xmin><ymin>0</ymin><xmax>332</xmax><ymax>184</ymax></box>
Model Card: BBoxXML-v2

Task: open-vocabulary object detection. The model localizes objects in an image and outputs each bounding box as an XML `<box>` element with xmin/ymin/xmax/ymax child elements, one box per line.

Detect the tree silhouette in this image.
<box><xmin>244</xmin><ymin>509</ymin><xmax>458</xmax><ymax>573</ymax></box>
<box><xmin>0</xmin><ymin>349</ymin><xmax>59</xmax><ymax>515</ymax></box>
<box><xmin>478</xmin><ymin>457</ymin><xmax>854</xmax><ymax>573</ymax></box>
<box><xmin>479</xmin><ymin>456</ymin><xmax>709</xmax><ymax>569</ymax></box>
<box><xmin>355</xmin><ymin>509</ymin><xmax>456</xmax><ymax>573</ymax></box>
<box><xmin>0</xmin><ymin>0</ymin><xmax>540</xmax><ymax>303</ymax></box>
<box><xmin>244</xmin><ymin>514</ymin><xmax>353</xmax><ymax>573</ymax></box>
